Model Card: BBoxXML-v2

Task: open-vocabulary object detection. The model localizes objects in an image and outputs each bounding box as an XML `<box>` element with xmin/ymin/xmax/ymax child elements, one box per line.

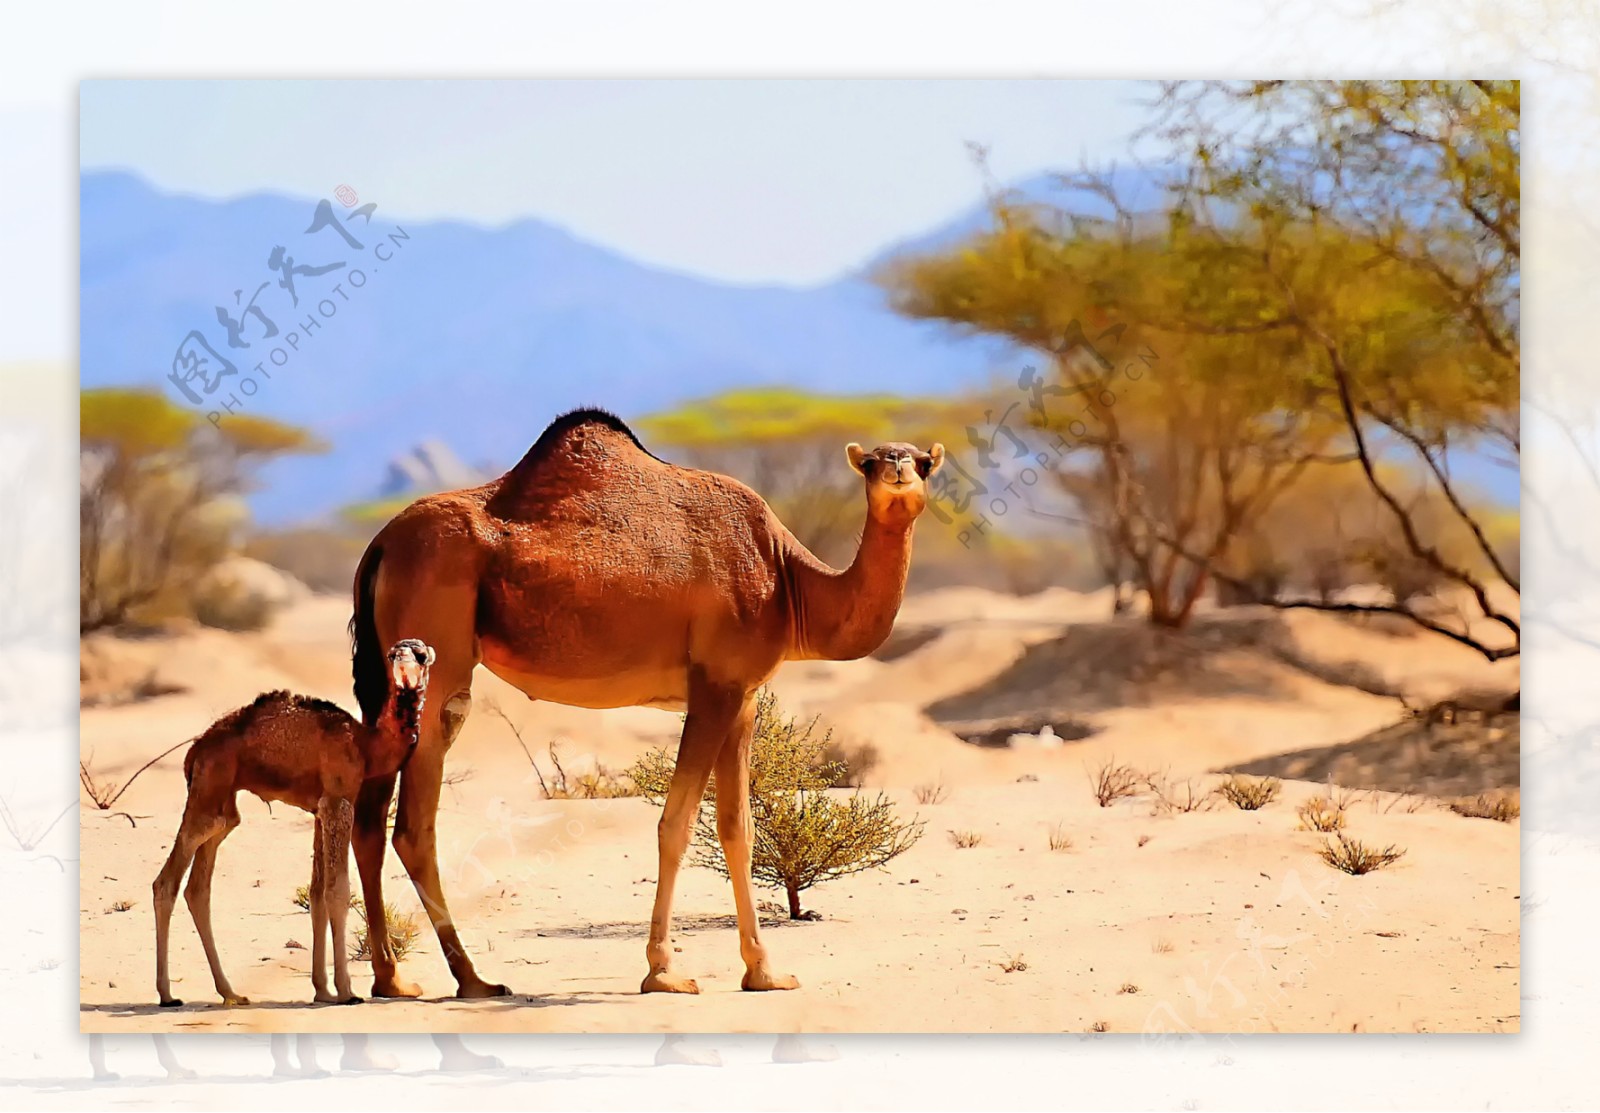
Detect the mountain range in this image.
<box><xmin>79</xmin><ymin>170</ymin><xmax>1517</xmax><ymax>523</ymax></box>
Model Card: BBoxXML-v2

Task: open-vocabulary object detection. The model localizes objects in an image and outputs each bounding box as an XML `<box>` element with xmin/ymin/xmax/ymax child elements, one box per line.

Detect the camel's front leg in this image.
<box><xmin>352</xmin><ymin>772</ymin><xmax>419</xmax><ymax>998</ymax></box>
<box><xmin>714</xmin><ymin>698</ymin><xmax>799</xmax><ymax>992</ymax></box>
<box><xmin>642</xmin><ymin>669</ymin><xmax>736</xmax><ymax>994</ymax></box>
<box><xmin>393</xmin><ymin>689</ymin><xmax>509</xmax><ymax>999</ymax></box>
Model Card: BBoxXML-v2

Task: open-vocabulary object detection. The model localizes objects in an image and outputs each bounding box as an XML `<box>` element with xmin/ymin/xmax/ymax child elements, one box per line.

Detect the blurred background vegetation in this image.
<box><xmin>82</xmin><ymin>81</ymin><xmax>1517</xmax><ymax>662</ymax></box>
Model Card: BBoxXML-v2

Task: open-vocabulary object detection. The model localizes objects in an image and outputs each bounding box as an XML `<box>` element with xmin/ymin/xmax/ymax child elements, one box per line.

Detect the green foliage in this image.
<box><xmin>636</xmin><ymin>387</ymin><xmax>962</xmax><ymax>449</ymax></box>
<box><xmin>636</xmin><ymin>388</ymin><xmax>964</xmax><ymax>564</ymax></box>
<box><xmin>340</xmin><ymin>495</ymin><xmax>416</xmax><ymax>528</ymax></box>
<box><xmin>81</xmin><ymin>388</ymin><xmax>198</xmax><ymax>456</ymax></box>
<box><xmin>628</xmin><ymin>689</ymin><xmax>923</xmax><ymax>918</ymax></box>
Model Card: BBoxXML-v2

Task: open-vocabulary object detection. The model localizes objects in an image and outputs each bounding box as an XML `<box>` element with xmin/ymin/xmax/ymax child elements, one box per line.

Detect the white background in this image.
<box><xmin>1</xmin><ymin>2</ymin><xmax>1595</xmax><ymax>1108</ymax></box>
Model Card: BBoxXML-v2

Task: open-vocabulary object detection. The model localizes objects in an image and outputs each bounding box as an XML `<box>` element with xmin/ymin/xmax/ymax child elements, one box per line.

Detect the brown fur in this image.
<box><xmin>153</xmin><ymin>643</ymin><xmax>432</xmax><ymax>1008</ymax></box>
<box><xmin>348</xmin><ymin>408</ymin><xmax>944</xmax><ymax>998</ymax></box>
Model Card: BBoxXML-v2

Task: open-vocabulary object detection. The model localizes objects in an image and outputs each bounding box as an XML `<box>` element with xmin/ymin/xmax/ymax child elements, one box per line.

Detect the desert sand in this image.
<box><xmin>79</xmin><ymin>588</ymin><xmax>1519</xmax><ymax>1034</ymax></box>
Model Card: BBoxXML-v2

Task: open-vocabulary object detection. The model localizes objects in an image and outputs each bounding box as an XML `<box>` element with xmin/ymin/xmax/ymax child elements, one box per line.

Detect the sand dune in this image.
<box><xmin>79</xmin><ymin>589</ymin><xmax>1519</xmax><ymax>1034</ymax></box>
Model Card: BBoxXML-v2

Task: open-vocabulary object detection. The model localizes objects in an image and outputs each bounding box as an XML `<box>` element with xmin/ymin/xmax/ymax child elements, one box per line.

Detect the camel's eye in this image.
<box><xmin>915</xmin><ymin>454</ymin><xmax>934</xmax><ymax>478</ymax></box>
<box><xmin>859</xmin><ymin>456</ymin><xmax>878</xmax><ymax>475</ymax></box>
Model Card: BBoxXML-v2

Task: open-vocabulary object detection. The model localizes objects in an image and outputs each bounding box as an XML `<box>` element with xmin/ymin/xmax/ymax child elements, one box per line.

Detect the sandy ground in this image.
<box><xmin>79</xmin><ymin>588</ymin><xmax>1519</xmax><ymax>1034</ymax></box>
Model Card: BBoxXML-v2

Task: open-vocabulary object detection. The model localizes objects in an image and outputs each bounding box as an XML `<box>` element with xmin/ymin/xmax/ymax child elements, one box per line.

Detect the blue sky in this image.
<box><xmin>80</xmin><ymin>79</ymin><xmax>1154</xmax><ymax>286</ymax></box>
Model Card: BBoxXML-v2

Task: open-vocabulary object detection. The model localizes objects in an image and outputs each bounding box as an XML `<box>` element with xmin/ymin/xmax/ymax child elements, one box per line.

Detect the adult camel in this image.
<box><xmin>349</xmin><ymin>408</ymin><xmax>944</xmax><ymax>997</ymax></box>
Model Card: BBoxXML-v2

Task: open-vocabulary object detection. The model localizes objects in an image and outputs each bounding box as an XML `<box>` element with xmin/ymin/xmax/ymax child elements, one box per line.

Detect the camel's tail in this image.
<box><xmin>350</xmin><ymin>542</ymin><xmax>387</xmax><ymax>726</ymax></box>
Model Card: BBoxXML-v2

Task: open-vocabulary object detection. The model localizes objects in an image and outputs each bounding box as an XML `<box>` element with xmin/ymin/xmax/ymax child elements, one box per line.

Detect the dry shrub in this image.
<box><xmin>1088</xmin><ymin>758</ymin><xmax>1142</xmax><ymax>808</ymax></box>
<box><xmin>1296</xmin><ymin>796</ymin><xmax>1347</xmax><ymax>832</ymax></box>
<box><xmin>628</xmin><ymin>689</ymin><xmax>923</xmax><ymax>918</ymax></box>
<box><xmin>293</xmin><ymin>884</ymin><xmax>360</xmax><ymax>913</ymax></box>
<box><xmin>1047</xmin><ymin>823</ymin><xmax>1073</xmax><ymax>851</ymax></box>
<box><xmin>1318</xmin><ymin>833</ymin><xmax>1406</xmax><ymax>875</ymax></box>
<box><xmin>485</xmin><ymin>701</ymin><xmax>638</xmax><ymax>799</ymax></box>
<box><xmin>822</xmin><ymin>738</ymin><xmax>880</xmax><ymax>787</ymax></box>
<box><xmin>79</xmin><ymin>741</ymin><xmax>189</xmax><ymax>813</ymax></box>
<box><xmin>350</xmin><ymin>898</ymin><xmax>421</xmax><ymax>962</ymax></box>
<box><xmin>1146</xmin><ymin>771</ymin><xmax>1214</xmax><ymax>814</ymax></box>
<box><xmin>999</xmin><ymin>953</ymin><xmax>1029</xmax><ymax>973</ymax></box>
<box><xmin>1371</xmin><ymin>791</ymin><xmax>1426</xmax><ymax>814</ymax></box>
<box><xmin>190</xmin><ymin>575</ymin><xmax>280</xmax><ymax>632</ymax></box>
<box><xmin>1449</xmin><ymin>791</ymin><xmax>1519</xmax><ymax>822</ymax></box>
<box><xmin>949</xmin><ymin>829</ymin><xmax>984</xmax><ymax>849</ymax></box>
<box><xmin>244</xmin><ymin>527</ymin><xmax>366</xmax><ymax>594</ymax></box>
<box><xmin>1216</xmin><ymin>775</ymin><xmax>1280</xmax><ymax>811</ymax></box>
<box><xmin>914</xmin><ymin>781</ymin><xmax>949</xmax><ymax>805</ymax></box>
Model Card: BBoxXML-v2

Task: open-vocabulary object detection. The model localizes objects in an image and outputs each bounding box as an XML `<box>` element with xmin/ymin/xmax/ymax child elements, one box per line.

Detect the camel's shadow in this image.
<box><xmin>524</xmin><ymin>911</ymin><xmax>808</xmax><ymax>941</ymax></box>
<box><xmin>80</xmin><ymin>991</ymin><xmax>599</xmax><ymax>1019</ymax></box>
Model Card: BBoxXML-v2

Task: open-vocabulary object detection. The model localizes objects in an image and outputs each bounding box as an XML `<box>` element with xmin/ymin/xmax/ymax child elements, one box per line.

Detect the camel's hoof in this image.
<box><xmin>221</xmin><ymin>994</ymin><xmax>251</xmax><ymax>1006</ymax></box>
<box><xmin>641</xmin><ymin>971</ymin><xmax>701</xmax><ymax>994</ymax></box>
<box><xmin>340</xmin><ymin>995</ymin><xmax>364</xmax><ymax>1006</ymax></box>
<box><xmin>159</xmin><ymin>998</ymin><xmax>183</xmax><ymax>1008</ymax></box>
<box><xmin>455</xmin><ymin>979</ymin><xmax>512</xmax><ymax>1000</ymax></box>
<box><xmin>742</xmin><ymin>970</ymin><xmax>801</xmax><ymax>992</ymax></box>
<box><xmin>164</xmin><ymin>1067</ymin><xmax>199</xmax><ymax>1080</ymax></box>
<box><xmin>371</xmin><ymin>975</ymin><xmax>424</xmax><ymax>999</ymax></box>
<box><xmin>313</xmin><ymin>991</ymin><xmax>338</xmax><ymax>1005</ymax></box>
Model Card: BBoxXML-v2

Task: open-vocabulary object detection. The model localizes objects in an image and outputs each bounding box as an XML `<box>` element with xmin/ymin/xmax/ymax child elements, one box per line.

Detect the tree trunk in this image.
<box><xmin>786</xmin><ymin>882</ymin><xmax>803</xmax><ymax>920</ymax></box>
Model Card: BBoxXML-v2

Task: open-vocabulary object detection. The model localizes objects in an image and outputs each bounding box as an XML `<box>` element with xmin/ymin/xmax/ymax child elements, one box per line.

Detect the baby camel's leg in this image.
<box><xmin>153</xmin><ymin>797</ymin><xmax>224</xmax><ymax>1008</ymax></box>
<box><xmin>310</xmin><ymin>815</ymin><xmax>334</xmax><ymax>1003</ymax></box>
<box><xmin>185</xmin><ymin>795</ymin><xmax>245</xmax><ymax>1005</ymax></box>
<box><xmin>318</xmin><ymin>796</ymin><xmax>360</xmax><ymax>1004</ymax></box>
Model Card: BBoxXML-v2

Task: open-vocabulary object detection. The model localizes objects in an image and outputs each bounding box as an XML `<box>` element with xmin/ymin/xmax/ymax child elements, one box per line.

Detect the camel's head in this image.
<box><xmin>387</xmin><ymin>639</ymin><xmax>435</xmax><ymax>692</ymax></box>
<box><xmin>847</xmin><ymin>441</ymin><xmax>946</xmax><ymax>524</ymax></box>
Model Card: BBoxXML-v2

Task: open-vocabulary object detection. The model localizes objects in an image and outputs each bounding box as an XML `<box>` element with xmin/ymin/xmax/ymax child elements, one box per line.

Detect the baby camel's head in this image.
<box><xmin>387</xmin><ymin>639</ymin><xmax>436</xmax><ymax>693</ymax></box>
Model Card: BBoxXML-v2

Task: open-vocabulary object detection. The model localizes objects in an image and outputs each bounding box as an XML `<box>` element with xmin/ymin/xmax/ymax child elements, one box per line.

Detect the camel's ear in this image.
<box><xmin>421</xmin><ymin>645</ymin><xmax>437</xmax><ymax>667</ymax></box>
<box><xmin>920</xmin><ymin>443</ymin><xmax>946</xmax><ymax>478</ymax></box>
<box><xmin>846</xmin><ymin>443</ymin><xmax>871</xmax><ymax>476</ymax></box>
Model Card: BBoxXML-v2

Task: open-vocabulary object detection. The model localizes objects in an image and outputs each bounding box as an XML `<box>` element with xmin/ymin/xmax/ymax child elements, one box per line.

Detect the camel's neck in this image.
<box><xmin>365</xmin><ymin>686</ymin><xmax>424</xmax><ymax>778</ymax></box>
<box><xmin>785</xmin><ymin>513</ymin><xmax>915</xmax><ymax>661</ymax></box>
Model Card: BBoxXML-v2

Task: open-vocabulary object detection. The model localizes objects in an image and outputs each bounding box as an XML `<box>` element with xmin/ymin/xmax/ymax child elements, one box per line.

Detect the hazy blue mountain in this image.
<box><xmin>79</xmin><ymin>170</ymin><xmax>1516</xmax><ymax>522</ymax></box>
<box><xmin>81</xmin><ymin>170</ymin><xmax>1014</xmax><ymax>521</ymax></box>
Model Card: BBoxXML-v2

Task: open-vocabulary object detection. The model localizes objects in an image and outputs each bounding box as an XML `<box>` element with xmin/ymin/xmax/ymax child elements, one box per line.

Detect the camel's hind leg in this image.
<box><xmin>184</xmin><ymin>795</ymin><xmax>245</xmax><ymax>1005</ymax></box>
<box><xmin>318</xmin><ymin>796</ymin><xmax>360</xmax><ymax>1004</ymax></box>
<box><xmin>153</xmin><ymin>797</ymin><xmax>225</xmax><ymax>1007</ymax></box>
<box><xmin>309</xmin><ymin>815</ymin><xmax>334</xmax><ymax>1002</ymax></box>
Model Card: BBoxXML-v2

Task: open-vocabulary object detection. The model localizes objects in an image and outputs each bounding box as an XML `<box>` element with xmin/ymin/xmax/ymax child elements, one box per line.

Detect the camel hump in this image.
<box><xmin>501</xmin><ymin>408</ymin><xmax>666</xmax><ymax>497</ymax></box>
<box><xmin>524</xmin><ymin>408</ymin><xmax>656</xmax><ymax>463</ymax></box>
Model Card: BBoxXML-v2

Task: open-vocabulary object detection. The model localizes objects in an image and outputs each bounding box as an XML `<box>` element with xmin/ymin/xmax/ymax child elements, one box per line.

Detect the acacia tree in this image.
<box><xmin>1143</xmin><ymin>80</ymin><xmax>1520</xmax><ymax>659</ymax></box>
<box><xmin>80</xmin><ymin>388</ymin><xmax>323</xmax><ymax>631</ymax></box>
<box><xmin>881</xmin><ymin>199</ymin><xmax>1340</xmax><ymax>628</ymax></box>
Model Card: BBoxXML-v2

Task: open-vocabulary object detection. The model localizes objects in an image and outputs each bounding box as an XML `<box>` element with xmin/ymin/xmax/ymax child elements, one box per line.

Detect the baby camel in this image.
<box><xmin>153</xmin><ymin>639</ymin><xmax>435</xmax><ymax>1008</ymax></box>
